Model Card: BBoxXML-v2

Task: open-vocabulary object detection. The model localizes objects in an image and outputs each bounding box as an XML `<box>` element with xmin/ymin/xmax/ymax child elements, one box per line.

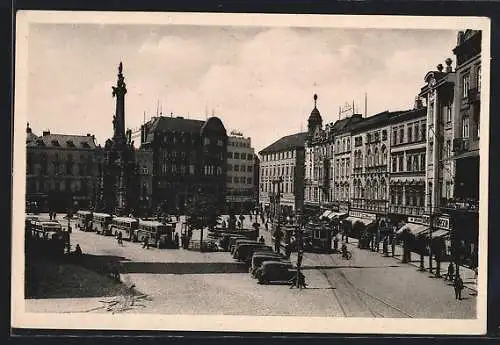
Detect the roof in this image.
<box><xmin>27</xmin><ymin>133</ymin><xmax>96</xmax><ymax>150</ymax></box>
<box><xmin>350</xmin><ymin>110</ymin><xmax>408</xmax><ymax>134</ymax></box>
<box><xmin>308</xmin><ymin>107</ymin><xmax>322</xmax><ymax>123</ymax></box>
<box><xmin>259</xmin><ymin>132</ymin><xmax>307</xmax><ymax>154</ymax></box>
<box><xmin>389</xmin><ymin>107</ymin><xmax>427</xmax><ymax>123</ymax></box>
<box><xmin>327</xmin><ymin>114</ymin><xmax>364</xmax><ymax>135</ymax></box>
<box><xmin>144</xmin><ymin>116</ymin><xmax>205</xmax><ymax>142</ymax></box>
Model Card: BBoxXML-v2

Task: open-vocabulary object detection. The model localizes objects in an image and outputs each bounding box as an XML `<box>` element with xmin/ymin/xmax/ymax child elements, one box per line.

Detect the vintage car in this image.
<box><xmin>233</xmin><ymin>243</ymin><xmax>273</xmax><ymax>262</ymax></box>
<box><xmin>230</xmin><ymin>239</ymin><xmax>259</xmax><ymax>255</ymax></box>
<box><xmin>250</xmin><ymin>253</ymin><xmax>290</xmax><ymax>277</ymax></box>
<box><xmin>255</xmin><ymin>261</ymin><xmax>295</xmax><ymax>284</ymax></box>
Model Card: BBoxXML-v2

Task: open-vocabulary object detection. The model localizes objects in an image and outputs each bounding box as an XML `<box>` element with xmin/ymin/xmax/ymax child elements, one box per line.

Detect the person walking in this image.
<box><xmin>333</xmin><ymin>236</ymin><xmax>339</xmax><ymax>253</ymax></box>
<box><xmin>143</xmin><ymin>235</ymin><xmax>150</xmax><ymax>249</ymax></box>
<box><xmin>445</xmin><ymin>262</ymin><xmax>455</xmax><ymax>281</ymax></box>
<box><xmin>454</xmin><ymin>276</ymin><xmax>464</xmax><ymax>300</ymax></box>
<box><xmin>117</xmin><ymin>231</ymin><xmax>123</xmax><ymax>246</ymax></box>
<box><xmin>259</xmin><ymin>235</ymin><xmax>265</xmax><ymax>245</ymax></box>
<box><xmin>174</xmin><ymin>232</ymin><xmax>180</xmax><ymax>248</ymax></box>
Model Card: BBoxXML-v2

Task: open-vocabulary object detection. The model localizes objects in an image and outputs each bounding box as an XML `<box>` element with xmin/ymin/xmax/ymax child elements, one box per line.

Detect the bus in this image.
<box><xmin>109</xmin><ymin>216</ymin><xmax>139</xmax><ymax>241</ymax></box>
<box><xmin>29</xmin><ymin>220</ymin><xmax>67</xmax><ymax>255</ymax></box>
<box><xmin>75</xmin><ymin>210</ymin><xmax>93</xmax><ymax>231</ymax></box>
<box><xmin>135</xmin><ymin>220</ymin><xmax>177</xmax><ymax>248</ymax></box>
<box><xmin>92</xmin><ymin>213</ymin><xmax>113</xmax><ymax>235</ymax></box>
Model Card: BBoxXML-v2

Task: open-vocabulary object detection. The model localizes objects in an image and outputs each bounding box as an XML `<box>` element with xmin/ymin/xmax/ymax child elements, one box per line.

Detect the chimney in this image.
<box><xmin>414</xmin><ymin>96</ymin><xmax>423</xmax><ymax>109</ymax></box>
<box><xmin>445</xmin><ymin>58</ymin><xmax>453</xmax><ymax>73</ymax></box>
<box><xmin>86</xmin><ymin>133</ymin><xmax>91</xmax><ymax>136</ymax></box>
<box><xmin>42</xmin><ymin>130</ymin><xmax>50</xmax><ymax>136</ymax></box>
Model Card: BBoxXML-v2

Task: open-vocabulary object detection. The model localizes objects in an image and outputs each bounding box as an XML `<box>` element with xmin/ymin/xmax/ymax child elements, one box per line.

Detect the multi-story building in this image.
<box><xmin>134</xmin><ymin>148</ymin><xmax>154</xmax><ymax>216</ymax></box>
<box><xmin>388</xmin><ymin>103</ymin><xmax>427</xmax><ymax>223</ymax></box>
<box><xmin>26</xmin><ymin>124</ymin><xmax>99</xmax><ymax>213</ymax></box>
<box><xmin>225</xmin><ymin>132</ymin><xmax>257</xmax><ymax>213</ymax></box>
<box><xmin>443</xmin><ymin>29</ymin><xmax>481</xmax><ymax>267</ymax></box>
<box><xmin>258</xmin><ymin>132</ymin><xmax>307</xmax><ymax>217</ymax></box>
<box><xmin>140</xmin><ymin>114</ymin><xmax>228</xmax><ymax>213</ymax></box>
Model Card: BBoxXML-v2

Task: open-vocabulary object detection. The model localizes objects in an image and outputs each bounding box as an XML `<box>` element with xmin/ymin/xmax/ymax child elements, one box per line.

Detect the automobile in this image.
<box><xmin>255</xmin><ymin>261</ymin><xmax>296</xmax><ymax>284</ymax></box>
<box><xmin>227</xmin><ymin>235</ymin><xmax>251</xmax><ymax>250</ymax></box>
<box><xmin>230</xmin><ymin>239</ymin><xmax>259</xmax><ymax>255</ymax></box>
<box><xmin>219</xmin><ymin>234</ymin><xmax>247</xmax><ymax>251</ymax></box>
<box><xmin>233</xmin><ymin>244</ymin><xmax>273</xmax><ymax>262</ymax></box>
<box><xmin>250</xmin><ymin>254</ymin><xmax>291</xmax><ymax>277</ymax></box>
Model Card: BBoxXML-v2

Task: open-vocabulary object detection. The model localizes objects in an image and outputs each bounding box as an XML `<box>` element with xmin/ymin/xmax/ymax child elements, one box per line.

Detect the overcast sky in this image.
<box><xmin>26</xmin><ymin>23</ymin><xmax>458</xmax><ymax>152</ymax></box>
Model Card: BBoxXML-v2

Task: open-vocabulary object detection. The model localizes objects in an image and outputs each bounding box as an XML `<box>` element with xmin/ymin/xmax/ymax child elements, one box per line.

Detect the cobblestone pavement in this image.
<box><xmin>25</xmin><ymin>214</ymin><xmax>476</xmax><ymax>318</ymax></box>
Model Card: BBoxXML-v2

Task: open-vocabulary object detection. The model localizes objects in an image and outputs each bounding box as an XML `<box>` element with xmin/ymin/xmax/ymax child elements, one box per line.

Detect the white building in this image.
<box><xmin>226</xmin><ymin>131</ymin><xmax>256</xmax><ymax>213</ymax></box>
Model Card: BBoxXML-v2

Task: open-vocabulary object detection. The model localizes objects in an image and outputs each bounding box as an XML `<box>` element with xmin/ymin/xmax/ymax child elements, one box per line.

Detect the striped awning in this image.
<box><xmin>397</xmin><ymin>223</ymin><xmax>429</xmax><ymax>236</ymax></box>
<box><xmin>431</xmin><ymin>229</ymin><xmax>450</xmax><ymax>238</ymax></box>
<box><xmin>345</xmin><ymin>216</ymin><xmax>373</xmax><ymax>226</ymax></box>
<box><xmin>320</xmin><ymin>210</ymin><xmax>332</xmax><ymax>219</ymax></box>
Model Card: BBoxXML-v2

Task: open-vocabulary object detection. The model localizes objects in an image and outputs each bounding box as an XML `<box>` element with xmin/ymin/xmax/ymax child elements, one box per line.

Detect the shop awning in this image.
<box><xmin>397</xmin><ymin>223</ymin><xmax>429</xmax><ymax>236</ymax></box>
<box><xmin>431</xmin><ymin>229</ymin><xmax>450</xmax><ymax>238</ymax></box>
<box><xmin>346</xmin><ymin>216</ymin><xmax>373</xmax><ymax>226</ymax></box>
<box><xmin>327</xmin><ymin>211</ymin><xmax>348</xmax><ymax>219</ymax></box>
<box><xmin>320</xmin><ymin>210</ymin><xmax>332</xmax><ymax>219</ymax></box>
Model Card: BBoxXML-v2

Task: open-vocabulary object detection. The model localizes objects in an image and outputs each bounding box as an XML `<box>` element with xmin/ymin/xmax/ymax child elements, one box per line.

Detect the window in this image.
<box><xmin>248</xmin><ymin>165</ymin><xmax>253</xmax><ymax>172</ymax></box>
<box><xmin>407</xmin><ymin>126</ymin><xmax>413</xmax><ymax>143</ymax></box>
<box><xmin>189</xmin><ymin>165</ymin><xmax>195</xmax><ymax>175</ymax></box>
<box><xmin>407</xmin><ymin>156</ymin><xmax>412</xmax><ymax>172</ymax></box>
<box><xmin>446</xmin><ymin>140</ymin><xmax>451</xmax><ymax>158</ymax></box>
<box><xmin>462</xmin><ymin>74</ymin><xmax>470</xmax><ymax>98</ymax></box>
<box><xmin>247</xmin><ymin>154</ymin><xmax>254</xmax><ymax>161</ymax></box>
<box><xmin>420</xmin><ymin>154</ymin><xmax>426</xmax><ymax>171</ymax></box>
<box><xmin>382</xmin><ymin>130</ymin><xmax>387</xmax><ymax>141</ymax></box>
<box><xmin>398</xmin><ymin>156</ymin><xmax>404</xmax><ymax>172</ymax></box>
<box><xmin>235</xmin><ymin>152</ymin><xmax>241</xmax><ymax>159</ymax></box>
<box><xmin>462</xmin><ymin>117</ymin><xmax>470</xmax><ymax>138</ymax></box>
<box><xmin>446</xmin><ymin>106</ymin><xmax>452</xmax><ymax>123</ymax></box>
<box><xmin>429</xmin><ymin>103</ymin><xmax>434</xmax><ymax>122</ymax></box>
<box><xmin>227</xmin><ymin>152</ymin><xmax>233</xmax><ymax>159</ymax></box>
<box><xmin>399</xmin><ymin>128</ymin><xmax>404</xmax><ymax>144</ymax></box>
<box><xmin>234</xmin><ymin>165</ymin><xmax>240</xmax><ymax>172</ymax></box>
<box><xmin>241</xmin><ymin>165</ymin><xmax>246</xmax><ymax>172</ymax></box>
<box><xmin>347</xmin><ymin>138</ymin><xmax>351</xmax><ymax>150</ymax></box>
<box><xmin>375</xmin><ymin>132</ymin><xmax>380</xmax><ymax>142</ymax></box>
<box><xmin>421</xmin><ymin>123</ymin><xmax>426</xmax><ymax>141</ymax></box>
<box><xmin>392</xmin><ymin>130</ymin><xmax>397</xmax><ymax>145</ymax></box>
<box><xmin>227</xmin><ymin>164</ymin><xmax>232</xmax><ymax>171</ymax></box>
<box><xmin>392</xmin><ymin>157</ymin><xmax>397</xmax><ymax>173</ymax></box>
<box><xmin>217</xmin><ymin>139</ymin><xmax>223</xmax><ymax>146</ymax></box>
<box><xmin>247</xmin><ymin>177</ymin><xmax>253</xmax><ymax>184</ymax></box>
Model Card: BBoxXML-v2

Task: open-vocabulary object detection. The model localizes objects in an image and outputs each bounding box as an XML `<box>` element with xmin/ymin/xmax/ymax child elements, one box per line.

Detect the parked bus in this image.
<box><xmin>135</xmin><ymin>220</ymin><xmax>177</xmax><ymax>248</ymax></box>
<box><xmin>92</xmin><ymin>212</ymin><xmax>113</xmax><ymax>235</ymax></box>
<box><xmin>109</xmin><ymin>216</ymin><xmax>139</xmax><ymax>241</ymax></box>
<box><xmin>75</xmin><ymin>210</ymin><xmax>93</xmax><ymax>231</ymax></box>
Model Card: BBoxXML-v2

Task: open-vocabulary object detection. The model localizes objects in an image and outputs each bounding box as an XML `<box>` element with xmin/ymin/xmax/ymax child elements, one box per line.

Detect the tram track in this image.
<box><xmin>310</xmin><ymin>251</ymin><xmax>415</xmax><ymax>318</ymax></box>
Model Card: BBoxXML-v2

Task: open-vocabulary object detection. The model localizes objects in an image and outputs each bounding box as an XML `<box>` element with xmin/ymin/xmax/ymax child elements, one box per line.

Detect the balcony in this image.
<box><xmin>350</xmin><ymin>198</ymin><xmax>388</xmax><ymax>213</ymax></box>
<box><xmin>441</xmin><ymin>198</ymin><xmax>479</xmax><ymax>213</ymax></box>
<box><xmin>388</xmin><ymin>205</ymin><xmax>425</xmax><ymax>216</ymax></box>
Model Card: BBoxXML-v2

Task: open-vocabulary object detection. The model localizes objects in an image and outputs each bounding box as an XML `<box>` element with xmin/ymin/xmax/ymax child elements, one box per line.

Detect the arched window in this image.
<box><xmin>381</xmin><ymin>178</ymin><xmax>387</xmax><ymax>200</ymax></box>
<box><xmin>373</xmin><ymin>180</ymin><xmax>379</xmax><ymax>200</ymax></box>
<box><xmin>374</xmin><ymin>148</ymin><xmax>379</xmax><ymax>166</ymax></box>
<box><xmin>381</xmin><ymin>145</ymin><xmax>387</xmax><ymax>165</ymax></box>
<box><xmin>347</xmin><ymin>138</ymin><xmax>351</xmax><ymax>150</ymax></box>
<box><xmin>367</xmin><ymin>149</ymin><xmax>372</xmax><ymax>167</ymax></box>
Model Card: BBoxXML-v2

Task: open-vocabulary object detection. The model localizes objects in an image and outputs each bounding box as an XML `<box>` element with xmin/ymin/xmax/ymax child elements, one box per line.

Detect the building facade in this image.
<box><xmin>388</xmin><ymin>105</ymin><xmax>427</xmax><ymax>222</ymax></box>
<box><xmin>140</xmin><ymin>115</ymin><xmax>228</xmax><ymax>213</ymax></box>
<box><xmin>258</xmin><ymin>132</ymin><xmax>307</xmax><ymax>217</ymax></box>
<box><xmin>26</xmin><ymin>125</ymin><xmax>99</xmax><ymax>213</ymax></box>
<box><xmin>225</xmin><ymin>132</ymin><xmax>257</xmax><ymax>213</ymax></box>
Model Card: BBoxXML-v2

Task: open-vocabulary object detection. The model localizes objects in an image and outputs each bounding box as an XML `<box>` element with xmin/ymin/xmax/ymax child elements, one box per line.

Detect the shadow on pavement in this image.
<box><xmin>120</xmin><ymin>261</ymin><xmax>248</xmax><ymax>274</ymax></box>
<box><xmin>26</xmin><ymin>254</ymin><xmax>138</xmax><ymax>299</ymax></box>
<box><xmin>301</xmin><ymin>265</ymin><xmax>401</xmax><ymax>270</ymax></box>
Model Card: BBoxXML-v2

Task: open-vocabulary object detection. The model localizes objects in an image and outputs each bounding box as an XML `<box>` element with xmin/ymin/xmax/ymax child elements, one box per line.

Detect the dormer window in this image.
<box><xmin>66</xmin><ymin>140</ymin><xmax>75</xmax><ymax>147</ymax></box>
<box><xmin>51</xmin><ymin>140</ymin><xmax>60</xmax><ymax>147</ymax></box>
<box><xmin>36</xmin><ymin>139</ymin><xmax>45</xmax><ymax>146</ymax></box>
<box><xmin>81</xmin><ymin>142</ymin><xmax>90</xmax><ymax>148</ymax></box>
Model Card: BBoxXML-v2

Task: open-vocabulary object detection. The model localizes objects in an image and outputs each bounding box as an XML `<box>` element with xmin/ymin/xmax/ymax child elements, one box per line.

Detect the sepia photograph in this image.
<box><xmin>11</xmin><ymin>11</ymin><xmax>489</xmax><ymax>334</ymax></box>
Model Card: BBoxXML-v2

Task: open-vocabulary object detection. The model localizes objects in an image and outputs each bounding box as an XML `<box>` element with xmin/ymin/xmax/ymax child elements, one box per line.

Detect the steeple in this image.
<box><xmin>112</xmin><ymin>61</ymin><xmax>127</xmax><ymax>144</ymax></box>
<box><xmin>307</xmin><ymin>93</ymin><xmax>323</xmax><ymax>135</ymax></box>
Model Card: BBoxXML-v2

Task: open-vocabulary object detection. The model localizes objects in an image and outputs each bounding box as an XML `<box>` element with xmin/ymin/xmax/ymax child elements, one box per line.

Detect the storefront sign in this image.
<box><xmin>350</xmin><ymin>211</ymin><xmax>377</xmax><ymax>221</ymax></box>
<box><xmin>435</xmin><ymin>215</ymin><xmax>450</xmax><ymax>230</ymax></box>
<box><xmin>408</xmin><ymin>216</ymin><xmax>424</xmax><ymax>225</ymax></box>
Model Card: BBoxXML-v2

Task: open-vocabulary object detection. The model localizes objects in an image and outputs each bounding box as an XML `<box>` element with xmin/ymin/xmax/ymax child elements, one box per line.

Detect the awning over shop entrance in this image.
<box><xmin>345</xmin><ymin>216</ymin><xmax>373</xmax><ymax>226</ymax></box>
<box><xmin>431</xmin><ymin>229</ymin><xmax>450</xmax><ymax>238</ymax></box>
<box><xmin>396</xmin><ymin>222</ymin><xmax>429</xmax><ymax>236</ymax></box>
<box><xmin>327</xmin><ymin>212</ymin><xmax>348</xmax><ymax>220</ymax></box>
<box><xmin>320</xmin><ymin>210</ymin><xmax>332</xmax><ymax>219</ymax></box>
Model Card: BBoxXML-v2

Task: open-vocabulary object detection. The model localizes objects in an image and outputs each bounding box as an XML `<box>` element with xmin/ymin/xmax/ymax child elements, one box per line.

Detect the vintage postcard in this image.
<box><xmin>12</xmin><ymin>11</ymin><xmax>490</xmax><ymax>334</ymax></box>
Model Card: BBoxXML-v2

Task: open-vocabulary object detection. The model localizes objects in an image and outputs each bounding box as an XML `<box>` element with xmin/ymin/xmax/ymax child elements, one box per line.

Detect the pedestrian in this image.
<box><xmin>446</xmin><ymin>262</ymin><xmax>455</xmax><ymax>281</ymax></box>
<box><xmin>74</xmin><ymin>244</ymin><xmax>82</xmax><ymax>256</ymax></box>
<box><xmin>259</xmin><ymin>235</ymin><xmax>265</xmax><ymax>244</ymax></box>
<box><xmin>333</xmin><ymin>236</ymin><xmax>339</xmax><ymax>252</ymax></box>
<box><xmin>454</xmin><ymin>276</ymin><xmax>464</xmax><ymax>300</ymax></box>
<box><xmin>117</xmin><ymin>231</ymin><xmax>123</xmax><ymax>246</ymax></box>
<box><xmin>143</xmin><ymin>235</ymin><xmax>150</xmax><ymax>249</ymax></box>
<box><xmin>174</xmin><ymin>232</ymin><xmax>180</xmax><ymax>248</ymax></box>
<box><xmin>391</xmin><ymin>235</ymin><xmax>396</xmax><ymax>257</ymax></box>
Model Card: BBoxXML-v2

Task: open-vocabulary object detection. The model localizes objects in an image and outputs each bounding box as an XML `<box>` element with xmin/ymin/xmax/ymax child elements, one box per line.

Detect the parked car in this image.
<box><xmin>255</xmin><ymin>261</ymin><xmax>295</xmax><ymax>284</ymax></box>
<box><xmin>250</xmin><ymin>254</ymin><xmax>290</xmax><ymax>277</ymax></box>
<box><xmin>226</xmin><ymin>235</ymin><xmax>251</xmax><ymax>250</ymax></box>
<box><xmin>230</xmin><ymin>239</ymin><xmax>259</xmax><ymax>255</ymax></box>
<box><xmin>233</xmin><ymin>244</ymin><xmax>273</xmax><ymax>262</ymax></box>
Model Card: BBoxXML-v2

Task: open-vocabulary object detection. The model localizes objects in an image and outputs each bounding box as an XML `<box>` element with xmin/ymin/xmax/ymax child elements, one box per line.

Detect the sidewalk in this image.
<box><xmin>344</xmin><ymin>236</ymin><xmax>478</xmax><ymax>294</ymax></box>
